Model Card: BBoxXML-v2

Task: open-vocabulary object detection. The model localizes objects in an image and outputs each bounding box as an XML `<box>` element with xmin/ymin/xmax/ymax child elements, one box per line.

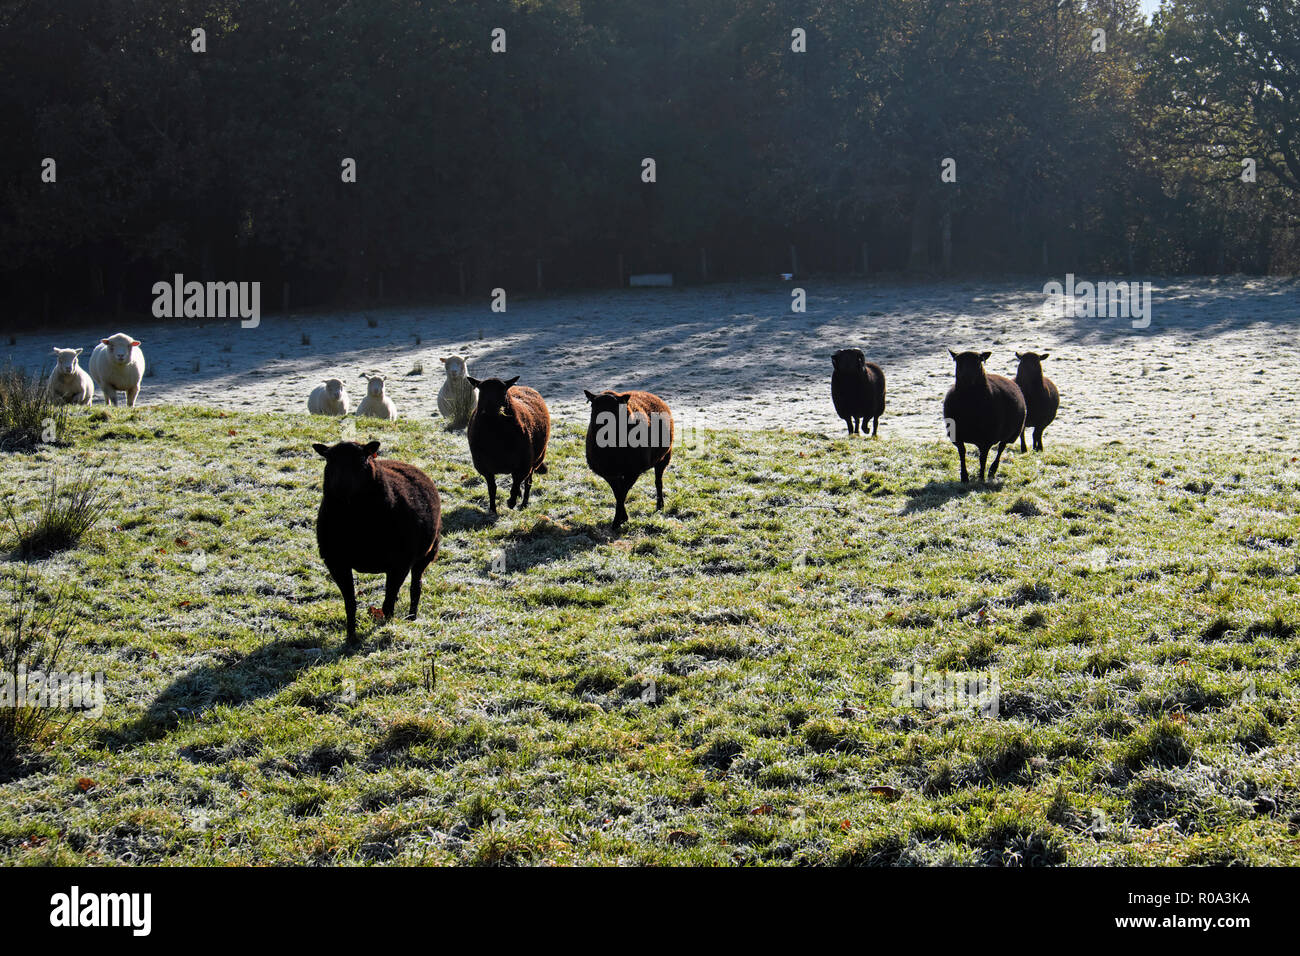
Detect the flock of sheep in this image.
<box><xmin>43</xmin><ymin>330</ymin><xmax>1060</xmax><ymax>642</ymax></box>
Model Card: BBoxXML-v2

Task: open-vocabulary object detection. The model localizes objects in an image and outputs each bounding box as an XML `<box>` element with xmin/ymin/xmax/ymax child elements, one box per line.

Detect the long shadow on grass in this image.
<box><xmin>444</xmin><ymin>505</ymin><xmax>604</xmax><ymax>571</ymax></box>
<box><xmin>900</xmin><ymin>479</ymin><xmax>986</xmax><ymax>514</ymax></box>
<box><xmin>100</xmin><ymin>637</ymin><xmax>348</xmax><ymax>747</ymax></box>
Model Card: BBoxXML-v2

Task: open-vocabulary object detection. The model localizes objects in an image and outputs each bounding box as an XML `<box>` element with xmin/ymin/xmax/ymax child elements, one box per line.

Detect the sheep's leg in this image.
<box><xmin>654</xmin><ymin>453</ymin><xmax>671</xmax><ymax>511</ymax></box>
<box><xmin>844</xmin><ymin>418</ymin><xmax>853</xmax><ymax>436</ymax></box>
<box><xmin>521</xmin><ymin>471</ymin><xmax>533</xmax><ymax>508</ymax></box>
<box><xmin>607</xmin><ymin>475</ymin><xmax>631</xmax><ymax>531</ymax></box>
<box><xmin>126</xmin><ymin>385</ymin><xmax>139</xmax><ymax>407</ymax></box>
<box><xmin>408</xmin><ymin>541</ymin><xmax>438</xmax><ymax>620</ymax></box>
<box><xmin>507</xmin><ymin>472</ymin><xmax>524</xmax><ymax>509</ymax></box>
<box><xmin>872</xmin><ymin>415</ymin><xmax>879</xmax><ymax>437</ymax></box>
<box><xmin>977</xmin><ymin>445</ymin><xmax>990</xmax><ymax>483</ymax></box>
<box><xmin>956</xmin><ymin>443</ymin><xmax>969</xmax><ymax>483</ymax></box>
<box><xmin>484</xmin><ymin>474</ymin><xmax>498</xmax><ymax>513</ymax></box>
<box><xmin>988</xmin><ymin>442</ymin><xmax>1007</xmax><ymax>481</ymax></box>
<box><xmin>1034</xmin><ymin>427</ymin><xmax>1044</xmax><ymax>452</ymax></box>
<box><xmin>1020</xmin><ymin>428</ymin><xmax>1027</xmax><ymax>453</ymax></box>
<box><xmin>104</xmin><ymin>386</ymin><xmax>118</xmax><ymax>406</ymax></box>
<box><xmin>327</xmin><ymin>564</ymin><xmax>358</xmax><ymax>642</ymax></box>
<box><xmin>381</xmin><ymin>569</ymin><xmax>405</xmax><ymax>622</ymax></box>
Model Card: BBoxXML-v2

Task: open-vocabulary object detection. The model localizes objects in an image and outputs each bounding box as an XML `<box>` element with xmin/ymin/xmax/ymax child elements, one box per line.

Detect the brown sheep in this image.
<box><xmin>1014</xmin><ymin>351</ymin><xmax>1060</xmax><ymax>452</ymax></box>
<box><xmin>313</xmin><ymin>440</ymin><xmax>441</xmax><ymax>643</ymax></box>
<box><xmin>583</xmin><ymin>389</ymin><xmax>674</xmax><ymax>532</ymax></box>
<box><xmin>942</xmin><ymin>350</ymin><xmax>1026</xmax><ymax>484</ymax></box>
<box><xmin>466</xmin><ymin>376</ymin><xmax>550</xmax><ymax>512</ymax></box>
<box><xmin>830</xmin><ymin>348</ymin><xmax>886</xmax><ymax>435</ymax></box>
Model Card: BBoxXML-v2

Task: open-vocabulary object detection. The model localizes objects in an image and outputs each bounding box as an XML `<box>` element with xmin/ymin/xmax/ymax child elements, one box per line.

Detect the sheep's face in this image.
<box><xmin>313</xmin><ymin>440</ymin><xmax>381</xmax><ymax>495</ymax></box>
<box><xmin>1015</xmin><ymin>352</ymin><xmax>1049</xmax><ymax>376</ymax></box>
<box><xmin>365</xmin><ymin>376</ymin><xmax>386</xmax><ymax>399</ymax></box>
<box><xmin>832</xmin><ymin>349</ymin><xmax>866</xmax><ymax>374</ymax></box>
<box><xmin>583</xmin><ymin>389</ymin><xmax>631</xmax><ymax>423</ymax></box>
<box><xmin>323</xmin><ymin>379</ymin><xmax>345</xmax><ymax>401</ymax></box>
<box><xmin>101</xmin><ymin>333</ymin><xmax>140</xmax><ymax>365</ymax></box>
<box><xmin>442</xmin><ymin>356</ymin><xmax>469</xmax><ymax>379</ymax></box>
<box><xmin>52</xmin><ymin>347</ymin><xmax>83</xmax><ymax>374</ymax></box>
<box><xmin>950</xmin><ymin>349</ymin><xmax>992</xmax><ymax>386</ymax></box>
<box><xmin>466</xmin><ymin>376</ymin><xmax>518</xmax><ymax>418</ymax></box>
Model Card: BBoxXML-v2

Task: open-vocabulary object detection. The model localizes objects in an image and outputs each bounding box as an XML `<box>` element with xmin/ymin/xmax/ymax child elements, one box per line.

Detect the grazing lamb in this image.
<box><xmin>356</xmin><ymin>374</ymin><xmax>397</xmax><ymax>420</ymax></box>
<box><xmin>88</xmin><ymin>332</ymin><xmax>145</xmax><ymax>407</ymax></box>
<box><xmin>45</xmin><ymin>348</ymin><xmax>94</xmax><ymax>406</ymax></box>
<box><xmin>313</xmin><ymin>440</ymin><xmax>441</xmax><ymax>643</ymax></box>
<box><xmin>942</xmin><ymin>350</ymin><xmax>1026</xmax><ymax>484</ymax></box>
<box><xmin>437</xmin><ymin>355</ymin><xmax>477</xmax><ymax>430</ymax></box>
<box><xmin>1014</xmin><ymin>351</ymin><xmax>1060</xmax><ymax>452</ymax></box>
<box><xmin>465</xmin><ymin>376</ymin><xmax>550</xmax><ymax>513</ymax></box>
<box><xmin>583</xmin><ymin>389</ymin><xmax>674</xmax><ymax>532</ymax></box>
<box><xmin>308</xmin><ymin>379</ymin><xmax>350</xmax><ymax>416</ymax></box>
<box><xmin>830</xmin><ymin>348</ymin><xmax>886</xmax><ymax>436</ymax></box>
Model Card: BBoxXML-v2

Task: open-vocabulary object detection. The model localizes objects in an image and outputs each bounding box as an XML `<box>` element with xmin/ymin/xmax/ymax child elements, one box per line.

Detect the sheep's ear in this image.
<box><xmin>504</xmin><ymin>376</ymin><xmax>520</xmax><ymax>387</ymax></box>
<box><xmin>980</xmin><ymin>351</ymin><xmax>992</xmax><ymax>362</ymax></box>
<box><xmin>130</xmin><ymin>340</ymin><xmax>140</xmax><ymax>347</ymax></box>
<box><xmin>1015</xmin><ymin>351</ymin><xmax>1023</xmax><ymax>359</ymax></box>
<box><xmin>74</xmin><ymin>348</ymin><xmax>82</xmax><ymax>355</ymax></box>
<box><xmin>466</xmin><ymin>376</ymin><xmax>481</xmax><ymax>389</ymax></box>
<box><xmin>1039</xmin><ymin>352</ymin><xmax>1049</xmax><ymax>361</ymax></box>
<box><xmin>51</xmin><ymin>347</ymin><xmax>59</xmax><ymax>354</ymax></box>
<box><xmin>583</xmin><ymin>389</ymin><xmax>597</xmax><ymax>403</ymax></box>
<box><xmin>101</xmin><ymin>338</ymin><xmax>111</xmax><ymax>345</ymax></box>
<box><xmin>312</xmin><ymin>443</ymin><xmax>331</xmax><ymax>458</ymax></box>
<box><xmin>948</xmin><ymin>348</ymin><xmax>958</xmax><ymax>360</ymax></box>
<box><xmin>362</xmin><ymin>440</ymin><xmax>381</xmax><ymax>459</ymax></box>
<box><xmin>616</xmin><ymin>393</ymin><xmax>631</xmax><ymax>404</ymax></box>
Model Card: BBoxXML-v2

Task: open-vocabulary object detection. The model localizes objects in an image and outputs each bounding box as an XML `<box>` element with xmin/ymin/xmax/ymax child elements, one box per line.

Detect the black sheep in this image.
<box><xmin>1014</xmin><ymin>351</ymin><xmax>1060</xmax><ymax>452</ymax></box>
<box><xmin>313</xmin><ymin>440</ymin><xmax>441</xmax><ymax>643</ymax></box>
<box><xmin>465</xmin><ymin>376</ymin><xmax>550</xmax><ymax>512</ymax></box>
<box><xmin>830</xmin><ymin>348</ymin><xmax>886</xmax><ymax>435</ymax></box>
<box><xmin>583</xmin><ymin>389</ymin><xmax>674</xmax><ymax>532</ymax></box>
<box><xmin>942</xmin><ymin>350</ymin><xmax>1026</xmax><ymax>484</ymax></box>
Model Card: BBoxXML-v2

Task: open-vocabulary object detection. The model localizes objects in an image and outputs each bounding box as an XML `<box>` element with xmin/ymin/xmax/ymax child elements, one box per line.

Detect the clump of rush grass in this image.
<box><xmin>0</xmin><ymin>563</ymin><xmax>81</xmax><ymax>772</ymax></box>
<box><xmin>3</xmin><ymin>464</ymin><xmax>110</xmax><ymax>558</ymax></box>
<box><xmin>0</xmin><ymin>365</ymin><xmax>68</xmax><ymax>452</ymax></box>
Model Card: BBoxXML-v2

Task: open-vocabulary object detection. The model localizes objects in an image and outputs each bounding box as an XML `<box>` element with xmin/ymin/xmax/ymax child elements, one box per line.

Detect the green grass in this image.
<box><xmin>0</xmin><ymin>405</ymin><xmax>1298</xmax><ymax>865</ymax></box>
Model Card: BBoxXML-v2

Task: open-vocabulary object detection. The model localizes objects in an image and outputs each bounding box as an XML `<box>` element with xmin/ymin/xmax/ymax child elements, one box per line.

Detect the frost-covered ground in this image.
<box><xmin>6</xmin><ymin>275</ymin><xmax>1298</xmax><ymax>450</ymax></box>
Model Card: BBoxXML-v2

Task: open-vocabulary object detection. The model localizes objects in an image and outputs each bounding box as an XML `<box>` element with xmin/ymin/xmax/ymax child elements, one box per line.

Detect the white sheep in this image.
<box><xmin>308</xmin><ymin>378</ymin><xmax>350</xmax><ymax>416</ymax></box>
<box><xmin>356</xmin><ymin>374</ymin><xmax>397</xmax><ymax>420</ymax></box>
<box><xmin>437</xmin><ymin>355</ymin><xmax>477</xmax><ymax>430</ymax></box>
<box><xmin>88</xmin><ymin>332</ymin><xmax>146</xmax><ymax>406</ymax></box>
<box><xmin>45</xmin><ymin>347</ymin><xmax>95</xmax><ymax>406</ymax></box>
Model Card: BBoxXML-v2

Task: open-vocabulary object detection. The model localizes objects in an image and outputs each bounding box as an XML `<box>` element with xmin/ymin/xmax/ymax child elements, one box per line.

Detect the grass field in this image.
<box><xmin>1</xmin><ymin>406</ymin><xmax>1298</xmax><ymax>865</ymax></box>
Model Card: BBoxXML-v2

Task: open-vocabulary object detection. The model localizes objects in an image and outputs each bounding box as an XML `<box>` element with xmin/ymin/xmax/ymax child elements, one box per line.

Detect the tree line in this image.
<box><xmin>0</xmin><ymin>0</ymin><xmax>1296</xmax><ymax>322</ymax></box>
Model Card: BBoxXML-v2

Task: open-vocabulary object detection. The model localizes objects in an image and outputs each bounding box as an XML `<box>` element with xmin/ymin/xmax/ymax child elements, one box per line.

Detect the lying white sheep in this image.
<box><xmin>437</xmin><ymin>355</ymin><xmax>477</xmax><ymax>430</ymax></box>
<box><xmin>356</xmin><ymin>374</ymin><xmax>397</xmax><ymax>419</ymax></box>
<box><xmin>308</xmin><ymin>379</ymin><xmax>350</xmax><ymax>416</ymax></box>
<box><xmin>46</xmin><ymin>347</ymin><xmax>95</xmax><ymax>406</ymax></box>
<box><xmin>88</xmin><ymin>332</ymin><xmax>146</xmax><ymax>406</ymax></box>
